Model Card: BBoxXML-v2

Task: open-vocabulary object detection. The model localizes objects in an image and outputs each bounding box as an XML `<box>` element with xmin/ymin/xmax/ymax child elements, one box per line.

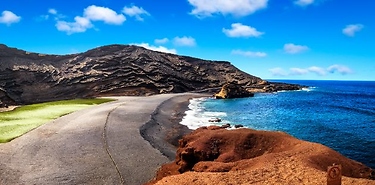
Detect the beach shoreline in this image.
<box><xmin>0</xmin><ymin>93</ymin><xmax>212</xmax><ymax>185</ymax></box>
<box><xmin>0</xmin><ymin>93</ymin><xmax>374</xmax><ymax>185</ymax></box>
<box><xmin>141</xmin><ymin>93</ymin><xmax>211</xmax><ymax>160</ymax></box>
<box><xmin>144</xmin><ymin>93</ymin><xmax>375</xmax><ymax>185</ymax></box>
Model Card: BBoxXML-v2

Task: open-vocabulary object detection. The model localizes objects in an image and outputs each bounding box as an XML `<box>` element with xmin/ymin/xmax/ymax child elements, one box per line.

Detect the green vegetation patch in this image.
<box><xmin>0</xmin><ymin>98</ymin><xmax>115</xmax><ymax>143</ymax></box>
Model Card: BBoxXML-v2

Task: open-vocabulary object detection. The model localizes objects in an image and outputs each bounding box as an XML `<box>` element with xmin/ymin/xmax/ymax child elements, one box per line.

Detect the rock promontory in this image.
<box><xmin>148</xmin><ymin>126</ymin><xmax>375</xmax><ymax>185</ymax></box>
<box><xmin>214</xmin><ymin>82</ymin><xmax>254</xmax><ymax>99</ymax></box>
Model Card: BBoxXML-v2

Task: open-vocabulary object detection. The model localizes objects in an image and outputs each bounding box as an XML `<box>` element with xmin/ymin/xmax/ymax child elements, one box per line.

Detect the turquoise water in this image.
<box><xmin>181</xmin><ymin>80</ymin><xmax>375</xmax><ymax>168</ymax></box>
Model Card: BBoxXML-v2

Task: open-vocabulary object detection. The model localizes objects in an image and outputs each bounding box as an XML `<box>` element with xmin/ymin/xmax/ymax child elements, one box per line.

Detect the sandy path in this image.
<box><xmin>0</xmin><ymin>94</ymin><xmax>190</xmax><ymax>185</ymax></box>
<box><xmin>0</xmin><ymin>106</ymin><xmax>18</xmax><ymax>112</ymax></box>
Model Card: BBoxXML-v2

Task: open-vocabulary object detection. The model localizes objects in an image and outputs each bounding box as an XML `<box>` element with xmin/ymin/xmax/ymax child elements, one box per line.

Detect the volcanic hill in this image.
<box><xmin>0</xmin><ymin>44</ymin><xmax>300</xmax><ymax>106</ymax></box>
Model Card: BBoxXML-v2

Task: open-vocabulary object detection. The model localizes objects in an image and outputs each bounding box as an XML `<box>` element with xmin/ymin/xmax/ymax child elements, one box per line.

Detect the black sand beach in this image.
<box><xmin>141</xmin><ymin>93</ymin><xmax>210</xmax><ymax>160</ymax></box>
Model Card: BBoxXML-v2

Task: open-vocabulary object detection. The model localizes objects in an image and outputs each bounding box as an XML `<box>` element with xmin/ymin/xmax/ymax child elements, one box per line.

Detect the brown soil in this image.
<box><xmin>147</xmin><ymin>126</ymin><xmax>375</xmax><ymax>185</ymax></box>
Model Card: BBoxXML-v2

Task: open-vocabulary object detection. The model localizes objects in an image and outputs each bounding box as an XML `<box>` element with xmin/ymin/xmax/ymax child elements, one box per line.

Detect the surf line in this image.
<box><xmin>102</xmin><ymin>103</ymin><xmax>125</xmax><ymax>184</ymax></box>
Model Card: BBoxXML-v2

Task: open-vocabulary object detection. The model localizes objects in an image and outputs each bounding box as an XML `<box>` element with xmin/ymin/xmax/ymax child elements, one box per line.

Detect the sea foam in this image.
<box><xmin>278</xmin><ymin>86</ymin><xmax>316</xmax><ymax>93</ymax></box>
<box><xmin>180</xmin><ymin>80</ymin><xmax>375</xmax><ymax>169</ymax></box>
<box><xmin>180</xmin><ymin>97</ymin><xmax>228</xmax><ymax>129</ymax></box>
<box><xmin>301</xmin><ymin>86</ymin><xmax>316</xmax><ymax>92</ymax></box>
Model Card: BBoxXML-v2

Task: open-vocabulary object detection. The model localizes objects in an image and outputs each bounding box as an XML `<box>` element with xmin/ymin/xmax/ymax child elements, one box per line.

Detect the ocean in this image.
<box><xmin>180</xmin><ymin>80</ymin><xmax>375</xmax><ymax>169</ymax></box>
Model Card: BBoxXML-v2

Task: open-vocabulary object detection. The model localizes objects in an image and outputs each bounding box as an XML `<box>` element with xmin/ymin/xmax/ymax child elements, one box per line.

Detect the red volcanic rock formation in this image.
<box><xmin>147</xmin><ymin>126</ymin><xmax>375</xmax><ymax>185</ymax></box>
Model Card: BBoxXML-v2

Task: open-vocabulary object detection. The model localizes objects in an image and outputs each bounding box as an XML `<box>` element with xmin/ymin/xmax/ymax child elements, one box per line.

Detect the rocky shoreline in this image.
<box><xmin>140</xmin><ymin>93</ymin><xmax>211</xmax><ymax>160</ymax></box>
<box><xmin>1</xmin><ymin>93</ymin><xmax>373</xmax><ymax>185</ymax></box>
<box><xmin>6</xmin><ymin>44</ymin><xmax>364</xmax><ymax>185</ymax></box>
<box><xmin>144</xmin><ymin>94</ymin><xmax>375</xmax><ymax>185</ymax></box>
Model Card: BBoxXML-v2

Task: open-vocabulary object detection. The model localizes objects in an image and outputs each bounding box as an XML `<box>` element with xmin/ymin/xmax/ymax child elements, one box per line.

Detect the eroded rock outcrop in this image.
<box><xmin>214</xmin><ymin>82</ymin><xmax>254</xmax><ymax>99</ymax></box>
<box><xmin>246</xmin><ymin>81</ymin><xmax>306</xmax><ymax>93</ymax></box>
<box><xmin>147</xmin><ymin>126</ymin><xmax>375</xmax><ymax>185</ymax></box>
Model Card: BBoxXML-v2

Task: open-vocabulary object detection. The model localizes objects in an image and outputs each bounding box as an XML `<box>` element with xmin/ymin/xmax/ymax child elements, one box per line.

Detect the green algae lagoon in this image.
<box><xmin>0</xmin><ymin>98</ymin><xmax>115</xmax><ymax>143</ymax></box>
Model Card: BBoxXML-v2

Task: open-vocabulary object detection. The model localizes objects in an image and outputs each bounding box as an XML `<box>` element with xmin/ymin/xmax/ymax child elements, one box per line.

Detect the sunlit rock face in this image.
<box><xmin>214</xmin><ymin>82</ymin><xmax>254</xmax><ymax>99</ymax></box>
<box><xmin>148</xmin><ymin>126</ymin><xmax>375</xmax><ymax>185</ymax></box>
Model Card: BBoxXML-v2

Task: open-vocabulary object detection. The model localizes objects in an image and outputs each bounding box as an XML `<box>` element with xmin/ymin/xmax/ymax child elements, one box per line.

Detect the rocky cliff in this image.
<box><xmin>0</xmin><ymin>44</ymin><xmax>300</xmax><ymax>105</ymax></box>
<box><xmin>148</xmin><ymin>126</ymin><xmax>375</xmax><ymax>185</ymax></box>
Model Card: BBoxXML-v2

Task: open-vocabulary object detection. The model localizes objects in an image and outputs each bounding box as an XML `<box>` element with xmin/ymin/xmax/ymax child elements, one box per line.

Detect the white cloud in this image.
<box><xmin>0</xmin><ymin>10</ymin><xmax>21</xmax><ymax>25</ymax></box>
<box><xmin>231</xmin><ymin>49</ymin><xmax>267</xmax><ymax>57</ymax></box>
<box><xmin>38</xmin><ymin>14</ymin><xmax>50</xmax><ymax>21</ymax></box>
<box><xmin>223</xmin><ymin>23</ymin><xmax>264</xmax><ymax>38</ymax></box>
<box><xmin>44</xmin><ymin>8</ymin><xmax>66</xmax><ymax>21</ymax></box>
<box><xmin>55</xmin><ymin>5</ymin><xmax>125</xmax><ymax>34</ymax></box>
<box><xmin>342</xmin><ymin>24</ymin><xmax>363</xmax><ymax>37</ymax></box>
<box><xmin>154</xmin><ymin>38</ymin><xmax>169</xmax><ymax>44</ymax></box>
<box><xmin>270</xmin><ymin>65</ymin><xmax>353</xmax><ymax>77</ymax></box>
<box><xmin>84</xmin><ymin>5</ymin><xmax>125</xmax><ymax>25</ymax></box>
<box><xmin>290</xmin><ymin>68</ymin><xmax>309</xmax><ymax>75</ymax></box>
<box><xmin>269</xmin><ymin>68</ymin><xmax>288</xmax><ymax>76</ymax></box>
<box><xmin>133</xmin><ymin>43</ymin><xmax>177</xmax><ymax>54</ymax></box>
<box><xmin>327</xmin><ymin>65</ymin><xmax>353</xmax><ymax>75</ymax></box>
<box><xmin>308</xmin><ymin>66</ymin><xmax>326</xmax><ymax>75</ymax></box>
<box><xmin>188</xmin><ymin>0</ymin><xmax>268</xmax><ymax>17</ymax></box>
<box><xmin>123</xmin><ymin>5</ymin><xmax>150</xmax><ymax>21</ymax></box>
<box><xmin>39</xmin><ymin>9</ymin><xmax>58</xmax><ymax>21</ymax></box>
<box><xmin>49</xmin><ymin>9</ymin><xmax>57</xmax><ymax>15</ymax></box>
<box><xmin>173</xmin><ymin>36</ymin><xmax>196</xmax><ymax>47</ymax></box>
<box><xmin>294</xmin><ymin>0</ymin><xmax>314</xmax><ymax>6</ymax></box>
<box><xmin>284</xmin><ymin>43</ymin><xmax>309</xmax><ymax>54</ymax></box>
<box><xmin>56</xmin><ymin>16</ymin><xmax>92</xmax><ymax>35</ymax></box>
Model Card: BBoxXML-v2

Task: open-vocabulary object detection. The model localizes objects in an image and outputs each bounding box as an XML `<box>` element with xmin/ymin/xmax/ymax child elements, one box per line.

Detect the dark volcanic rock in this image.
<box><xmin>0</xmin><ymin>44</ymin><xmax>303</xmax><ymax>105</ymax></box>
<box><xmin>0</xmin><ymin>44</ymin><xmax>263</xmax><ymax>105</ymax></box>
<box><xmin>246</xmin><ymin>81</ymin><xmax>306</xmax><ymax>93</ymax></box>
<box><xmin>234</xmin><ymin>124</ymin><xmax>244</xmax><ymax>128</ymax></box>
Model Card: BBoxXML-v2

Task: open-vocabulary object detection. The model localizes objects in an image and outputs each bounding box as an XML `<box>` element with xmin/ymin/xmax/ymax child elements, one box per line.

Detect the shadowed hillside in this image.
<box><xmin>0</xmin><ymin>44</ymin><xmax>299</xmax><ymax>105</ymax></box>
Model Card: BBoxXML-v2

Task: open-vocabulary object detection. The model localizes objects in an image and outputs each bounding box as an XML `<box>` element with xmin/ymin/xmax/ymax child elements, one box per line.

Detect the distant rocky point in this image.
<box><xmin>0</xmin><ymin>44</ymin><xmax>303</xmax><ymax>106</ymax></box>
<box><xmin>215</xmin><ymin>82</ymin><xmax>255</xmax><ymax>99</ymax></box>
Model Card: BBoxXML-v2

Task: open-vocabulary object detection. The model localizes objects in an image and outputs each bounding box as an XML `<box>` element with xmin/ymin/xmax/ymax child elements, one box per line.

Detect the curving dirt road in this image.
<box><xmin>0</xmin><ymin>94</ymin><xmax>190</xmax><ymax>185</ymax></box>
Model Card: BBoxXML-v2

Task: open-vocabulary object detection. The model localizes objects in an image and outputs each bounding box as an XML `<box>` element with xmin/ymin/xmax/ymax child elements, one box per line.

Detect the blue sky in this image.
<box><xmin>1</xmin><ymin>0</ymin><xmax>374</xmax><ymax>80</ymax></box>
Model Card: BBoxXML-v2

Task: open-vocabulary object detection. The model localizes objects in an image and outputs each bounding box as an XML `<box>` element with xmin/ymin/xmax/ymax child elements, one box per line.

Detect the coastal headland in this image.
<box><xmin>1</xmin><ymin>45</ymin><xmax>374</xmax><ymax>184</ymax></box>
<box><xmin>0</xmin><ymin>44</ymin><xmax>302</xmax><ymax>107</ymax></box>
<box><xmin>147</xmin><ymin>125</ymin><xmax>375</xmax><ymax>185</ymax></box>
